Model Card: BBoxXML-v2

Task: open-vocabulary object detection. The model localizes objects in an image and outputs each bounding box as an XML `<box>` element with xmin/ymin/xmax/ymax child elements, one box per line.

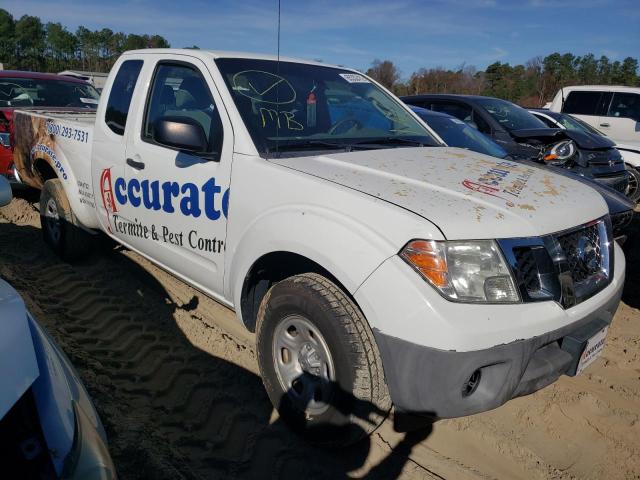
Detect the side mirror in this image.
<box><xmin>154</xmin><ymin>117</ymin><xmax>208</xmax><ymax>154</ymax></box>
<box><xmin>0</xmin><ymin>175</ymin><xmax>12</xmax><ymax>207</ymax></box>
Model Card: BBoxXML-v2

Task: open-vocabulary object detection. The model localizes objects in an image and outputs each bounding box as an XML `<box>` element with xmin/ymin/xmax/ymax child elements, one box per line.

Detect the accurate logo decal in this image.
<box><xmin>100</xmin><ymin>168</ymin><xmax>118</xmax><ymax>232</ymax></box>
<box><xmin>100</xmin><ymin>168</ymin><xmax>230</xmax><ymax>254</ymax></box>
<box><xmin>462</xmin><ymin>161</ymin><xmax>535</xmax><ymax>207</ymax></box>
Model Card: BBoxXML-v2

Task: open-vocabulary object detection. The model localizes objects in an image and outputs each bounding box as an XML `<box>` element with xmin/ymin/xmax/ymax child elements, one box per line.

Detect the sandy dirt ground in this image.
<box><xmin>1</xmin><ymin>193</ymin><xmax>639</xmax><ymax>480</ymax></box>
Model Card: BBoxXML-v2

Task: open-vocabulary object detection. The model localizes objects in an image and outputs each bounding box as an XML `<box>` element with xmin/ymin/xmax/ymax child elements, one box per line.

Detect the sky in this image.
<box><xmin>4</xmin><ymin>0</ymin><xmax>639</xmax><ymax>78</ymax></box>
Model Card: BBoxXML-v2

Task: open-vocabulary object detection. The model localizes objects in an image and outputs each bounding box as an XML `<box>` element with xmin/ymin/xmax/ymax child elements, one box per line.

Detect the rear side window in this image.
<box><xmin>105</xmin><ymin>60</ymin><xmax>143</xmax><ymax>135</ymax></box>
<box><xmin>606</xmin><ymin>92</ymin><xmax>640</xmax><ymax>121</ymax></box>
<box><xmin>562</xmin><ymin>91</ymin><xmax>601</xmax><ymax>115</ymax></box>
<box><xmin>431</xmin><ymin>102</ymin><xmax>473</xmax><ymax>122</ymax></box>
<box><xmin>534</xmin><ymin>114</ymin><xmax>557</xmax><ymax>128</ymax></box>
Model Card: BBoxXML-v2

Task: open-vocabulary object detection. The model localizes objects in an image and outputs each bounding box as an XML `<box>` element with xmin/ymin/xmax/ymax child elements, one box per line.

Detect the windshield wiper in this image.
<box><xmin>266</xmin><ymin>140</ymin><xmax>353</xmax><ymax>156</ymax></box>
<box><xmin>351</xmin><ymin>137</ymin><xmax>431</xmax><ymax>148</ymax></box>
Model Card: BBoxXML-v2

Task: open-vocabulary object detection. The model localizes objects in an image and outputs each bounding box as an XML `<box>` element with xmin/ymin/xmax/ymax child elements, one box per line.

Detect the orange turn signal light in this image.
<box><xmin>400</xmin><ymin>240</ymin><xmax>449</xmax><ymax>288</ymax></box>
<box><xmin>543</xmin><ymin>153</ymin><xmax>557</xmax><ymax>162</ymax></box>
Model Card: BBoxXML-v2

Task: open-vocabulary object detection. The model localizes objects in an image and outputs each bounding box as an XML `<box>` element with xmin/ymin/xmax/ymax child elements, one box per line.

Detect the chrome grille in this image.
<box><xmin>498</xmin><ymin>217</ymin><xmax>613</xmax><ymax>309</ymax></box>
<box><xmin>557</xmin><ymin>223</ymin><xmax>602</xmax><ymax>283</ymax></box>
<box><xmin>513</xmin><ymin>247</ymin><xmax>541</xmax><ymax>294</ymax></box>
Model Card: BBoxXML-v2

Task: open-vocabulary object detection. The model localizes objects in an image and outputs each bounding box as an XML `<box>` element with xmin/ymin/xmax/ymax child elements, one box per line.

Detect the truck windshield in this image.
<box><xmin>215</xmin><ymin>58</ymin><xmax>439</xmax><ymax>155</ymax></box>
<box><xmin>0</xmin><ymin>77</ymin><xmax>100</xmax><ymax>108</ymax></box>
<box><xmin>476</xmin><ymin>98</ymin><xmax>547</xmax><ymax>132</ymax></box>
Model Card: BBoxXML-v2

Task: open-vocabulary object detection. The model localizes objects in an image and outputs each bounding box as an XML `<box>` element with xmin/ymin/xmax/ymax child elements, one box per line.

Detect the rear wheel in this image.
<box><xmin>256</xmin><ymin>273</ymin><xmax>391</xmax><ymax>446</ymax></box>
<box><xmin>40</xmin><ymin>179</ymin><xmax>92</xmax><ymax>261</ymax></box>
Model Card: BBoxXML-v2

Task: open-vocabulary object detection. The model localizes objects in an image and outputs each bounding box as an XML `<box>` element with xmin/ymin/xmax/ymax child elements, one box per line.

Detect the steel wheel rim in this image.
<box><xmin>44</xmin><ymin>198</ymin><xmax>62</xmax><ymax>245</ymax></box>
<box><xmin>272</xmin><ymin>314</ymin><xmax>336</xmax><ymax>415</ymax></box>
<box><xmin>627</xmin><ymin>168</ymin><xmax>640</xmax><ymax>201</ymax></box>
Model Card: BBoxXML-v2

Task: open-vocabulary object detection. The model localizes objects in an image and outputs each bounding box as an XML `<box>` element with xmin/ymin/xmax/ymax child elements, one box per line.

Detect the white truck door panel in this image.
<box><xmin>601</xmin><ymin>92</ymin><xmax>640</xmax><ymax>142</ymax></box>
<box><xmin>119</xmin><ymin>56</ymin><xmax>233</xmax><ymax>294</ymax></box>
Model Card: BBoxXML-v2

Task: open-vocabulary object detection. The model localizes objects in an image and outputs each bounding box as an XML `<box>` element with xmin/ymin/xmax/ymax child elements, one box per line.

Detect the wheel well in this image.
<box><xmin>240</xmin><ymin>251</ymin><xmax>349</xmax><ymax>332</ymax></box>
<box><xmin>33</xmin><ymin>159</ymin><xmax>57</xmax><ymax>183</ymax></box>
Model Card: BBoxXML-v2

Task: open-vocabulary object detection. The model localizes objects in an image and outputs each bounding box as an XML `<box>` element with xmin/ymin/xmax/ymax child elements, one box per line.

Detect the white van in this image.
<box><xmin>548</xmin><ymin>86</ymin><xmax>640</xmax><ymax>144</ymax></box>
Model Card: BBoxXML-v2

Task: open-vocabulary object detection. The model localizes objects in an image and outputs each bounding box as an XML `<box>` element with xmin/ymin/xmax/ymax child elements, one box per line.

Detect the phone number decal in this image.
<box><xmin>46</xmin><ymin>121</ymin><xmax>89</xmax><ymax>143</ymax></box>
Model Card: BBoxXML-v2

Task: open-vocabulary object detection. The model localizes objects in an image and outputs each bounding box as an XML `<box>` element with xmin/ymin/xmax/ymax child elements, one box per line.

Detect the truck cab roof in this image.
<box><xmin>122</xmin><ymin>48</ymin><xmax>341</xmax><ymax>70</ymax></box>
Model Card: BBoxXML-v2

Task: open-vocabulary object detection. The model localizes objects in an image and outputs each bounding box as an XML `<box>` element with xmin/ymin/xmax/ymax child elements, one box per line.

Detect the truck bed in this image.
<box><xmin>12</xmin><ymin>109</ymin><xmax>97</xmax><ymax>226</ymax></box>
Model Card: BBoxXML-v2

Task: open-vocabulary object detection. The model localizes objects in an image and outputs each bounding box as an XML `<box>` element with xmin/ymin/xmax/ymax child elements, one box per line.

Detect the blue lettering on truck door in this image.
<box><xmin>103</xmin><ymin>168</ymin><xmax>229</xmax><ymax>220</ymax></box>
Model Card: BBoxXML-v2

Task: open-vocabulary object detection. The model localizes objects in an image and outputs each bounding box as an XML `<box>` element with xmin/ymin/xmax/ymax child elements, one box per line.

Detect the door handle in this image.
<box><xmin>599</xmin><ymin>123</ymin><xmax>610</xmax><ymax>127</ymax></box>
<box><xmin>126</xmin><ymin>158</ymin><xmax>145</xmax><ymax>170</ymax></box>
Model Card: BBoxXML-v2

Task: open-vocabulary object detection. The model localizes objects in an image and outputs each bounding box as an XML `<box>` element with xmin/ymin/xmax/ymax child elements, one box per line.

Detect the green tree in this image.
<box><xmin>0</xmin><ymin>9</ymin><xmax>15</xmax><ymax>68</ymax></box>
<box><xmin>577</xmin><ymin>53</ymin><xmax>598</xmax><ymax>84</ymax></box>
<box><xmin>46</xmin><ymin>22</ymin><xmax>77</xmax><ymax>71</ymax></box>
<box><xmin>15</xmin><ymin>15</ymin><xmax>46</xmax><ymax>70</ymax></box>
<box><xmin>619</xmin><ymin>57</ymin><xmax>639</xmax><ymax>86</ymax></box>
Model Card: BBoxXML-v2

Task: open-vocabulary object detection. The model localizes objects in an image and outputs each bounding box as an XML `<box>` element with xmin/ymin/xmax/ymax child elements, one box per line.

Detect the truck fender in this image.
<box><xmin>226</xmin><ymin>204</ymin><xmax>399</xmax><ymax>329</ymax></box>
<box><xmin>30</xmin><ymin>148</ymin><xmax>98</xmax><ymax>230</ymax></box>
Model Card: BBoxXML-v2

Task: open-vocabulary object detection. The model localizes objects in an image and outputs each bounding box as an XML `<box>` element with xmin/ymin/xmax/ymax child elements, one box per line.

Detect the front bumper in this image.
<box><xmin>374</xmin><ymin>309</ymin><xmax>617</xmax><ymax>418</ymax></box>
<box><xmin>355</xmin><ymin>243</ymin><xmax>625</xmax><ymax>418</ymax></box>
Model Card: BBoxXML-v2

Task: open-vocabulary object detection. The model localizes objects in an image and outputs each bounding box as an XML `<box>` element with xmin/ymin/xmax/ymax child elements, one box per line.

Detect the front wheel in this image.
<box><xmin>40</xmin><ymin>179</ymin><xmax>92</xmax><ymax>261</ymax></box>
<box><xmin>625</xmin><ymin>164</ymin><xmax>640</xmax><ymax>204</ymax></box>
<box><xmin>256</xmin><ymin>273</ymin><xmax>391</xmax><ymax>446</ymax></box>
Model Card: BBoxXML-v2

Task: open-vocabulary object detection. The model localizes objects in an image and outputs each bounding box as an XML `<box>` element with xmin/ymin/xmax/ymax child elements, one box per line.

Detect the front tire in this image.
<box><xmin>40</xmin><ymin>179</ymin><xmax>92</xmax><ymax>261</ymax></box>
<box><xmin>256</xmin><ymin>273</ymin><xmax>391</xmax><ymax>446</ymax></box>
<box><xmin>626</xmin><ymin>164</ymin><xmax>640</xmax><ymax>204</ymax></box>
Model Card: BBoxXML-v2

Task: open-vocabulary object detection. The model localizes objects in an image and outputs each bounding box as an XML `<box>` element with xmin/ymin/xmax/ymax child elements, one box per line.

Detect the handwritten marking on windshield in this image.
<box><xmin>232</xmin><ymin>70</ymin><xmax>296</xmax><ymax>105</ymax></box>
<box><xmin>259</xmin><ymin>108</ymin><xmax>304</xmax><ymax>131</ymax></box>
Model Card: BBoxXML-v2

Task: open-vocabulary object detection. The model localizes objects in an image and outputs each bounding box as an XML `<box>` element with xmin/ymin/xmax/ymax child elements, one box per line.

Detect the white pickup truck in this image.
<box><xmin>12</xmin><ymin>49</ymin><xmax>625</xmax><ymax>444</ymax></box>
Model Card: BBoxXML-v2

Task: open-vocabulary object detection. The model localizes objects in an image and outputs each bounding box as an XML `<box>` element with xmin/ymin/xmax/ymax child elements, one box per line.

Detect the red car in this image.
<box><xmin>0</xmin><ymin>71</ymin><xmax>100</xmax><ymax>184</ymax></box>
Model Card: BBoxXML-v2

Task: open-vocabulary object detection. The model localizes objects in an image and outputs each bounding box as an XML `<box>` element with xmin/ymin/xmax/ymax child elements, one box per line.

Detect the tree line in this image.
<box><xmin>367</xmin><ymin>53</ymin><xmax>640</xmax><ymax>106</ymax></box>
<box><xmin>0</xmin><ymin>9</ymin><xmax>170</xmax><ymax>73</ymax></box>
<box><xmin>1</xmin><ymin>8</ymin><xmax>638</xmax><ymax>107</ymax></box>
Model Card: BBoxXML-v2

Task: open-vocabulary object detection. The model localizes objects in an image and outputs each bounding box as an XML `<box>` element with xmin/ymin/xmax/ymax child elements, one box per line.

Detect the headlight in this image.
<box><xmin>543</xmin><ymin>140</ymin><xmax>576</xmax><ymax>165</ymax></box>
<box><xmin>400</xmin><ymin>239</ymin><xmax>520</xmax><ymax>303</ymax></box>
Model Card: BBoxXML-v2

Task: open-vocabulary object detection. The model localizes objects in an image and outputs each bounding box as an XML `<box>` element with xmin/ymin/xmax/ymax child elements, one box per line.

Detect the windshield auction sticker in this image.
<box><xmin>339</xmin><ymin>73</ymin><xmax>370</xmax><ymax>83</ymax></box>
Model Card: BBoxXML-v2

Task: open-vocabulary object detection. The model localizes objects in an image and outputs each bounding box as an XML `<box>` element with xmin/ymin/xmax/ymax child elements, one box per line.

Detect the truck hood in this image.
<box><xmin>0</xmin><ymin>279</ymin><xmax>39</xmax><ymax>419</ymax></box>
<box><xmin>510</xmin><ymin>128</ymin><xmax>615</xmax><ymax>150</ymax></box>
<box><xmin>271</xmin><ymin>147</ymin><xmax>608</xmax><ymax>240</ymax></box>
<box><xmin>515</xmin><ymin>159</ymin><xmax>634</xmax><ymax>215</ymax></box>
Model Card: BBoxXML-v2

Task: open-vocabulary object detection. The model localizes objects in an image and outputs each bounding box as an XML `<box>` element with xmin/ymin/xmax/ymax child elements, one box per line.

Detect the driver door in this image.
<box><xmin>120</xmin><ymin>55</ymin><xmax>233</xmax><ymax>297</ymax></box>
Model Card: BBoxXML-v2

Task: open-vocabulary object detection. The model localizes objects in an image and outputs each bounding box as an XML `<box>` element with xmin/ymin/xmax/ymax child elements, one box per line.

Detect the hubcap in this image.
<box><xmin>272</xmin><ymin>315</ymin><xmax>335</xmax><ymax>415</ymax></box>
<box><xmin>44</xmin><ymin>198</ymin><xmax>62</xmax><ymax>245</ymax></box>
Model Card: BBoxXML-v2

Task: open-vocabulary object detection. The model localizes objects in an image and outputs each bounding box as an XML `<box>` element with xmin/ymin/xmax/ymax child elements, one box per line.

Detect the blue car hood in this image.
<box><xmin>0</xmin><ymin>279</ymin><xmax>39</xmax><ymax>419</ymax></box>
<box><xmin>510</xmin><ymin>128</ymin><xmax>615</xmax><ymax>150</ymax></box>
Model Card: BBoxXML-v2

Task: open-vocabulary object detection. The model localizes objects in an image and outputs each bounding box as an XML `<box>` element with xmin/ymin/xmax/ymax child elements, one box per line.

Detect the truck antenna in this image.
<box><xmin>275</xmin><ymin>0</ymin><xmax>281</xmax><ymax>157</ymax></box>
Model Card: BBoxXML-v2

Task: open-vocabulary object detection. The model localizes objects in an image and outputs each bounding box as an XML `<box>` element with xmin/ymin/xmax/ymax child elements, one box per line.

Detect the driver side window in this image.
<box><xmin>143</xmin><ymin>62</ymin><xmax>223</xmax><ymax>154</ymax></box>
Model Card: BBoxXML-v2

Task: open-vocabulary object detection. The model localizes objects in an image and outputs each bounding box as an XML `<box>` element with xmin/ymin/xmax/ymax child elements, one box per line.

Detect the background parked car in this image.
<box><xmin>402</xmin><ymin>94</ymin><xmax>630</xmax><ymax>197</ymax></box>
<box><xmin>0</xmin><ymin>176</ymin><xmax>116</xmax><ymax>479</ymax></box>
<box><xmin>0</xmin><ymin>71</ymin><xmax>100</xmax><ymax>184</ymax></box>
<box><xmin>530</xmin><ymin>108</ymin><xmax>640</xmax><ymax>203</ymax></box>
<box><xmin>409</xmin><ymin>106</ymin><xmax>635</xmax><ymax>241</ymax></box>
<box><xmin>546</xmin><ymin>86</ymin><xmax>640</xmax><ymax>143</ymax></box>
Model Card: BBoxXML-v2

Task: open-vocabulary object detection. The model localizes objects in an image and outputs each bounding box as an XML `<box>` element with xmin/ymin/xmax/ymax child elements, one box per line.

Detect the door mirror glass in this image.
<box><xmin>154</xmin><ymin>116</ymin><xmax>209</xmax><ymax>154</ymax></box>
<box><xmin>0</xmin><ymin>175</ymin><xmax>12</xmax><ymax>207</ymax></box>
